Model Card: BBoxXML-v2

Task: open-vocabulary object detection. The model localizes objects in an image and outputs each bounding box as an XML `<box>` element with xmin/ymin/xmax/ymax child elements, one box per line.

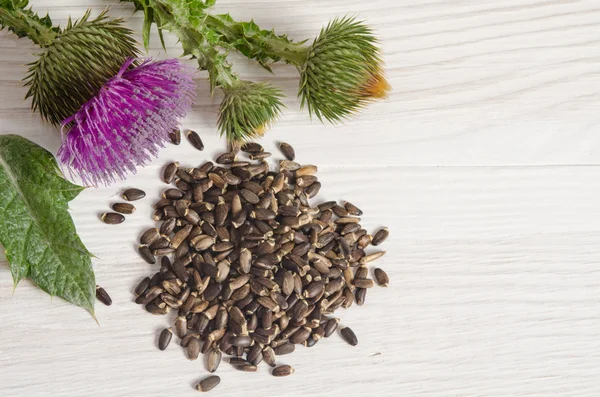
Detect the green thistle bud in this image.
<box><xmin>298</xmin><ymin>17</ymin><xmax>390</xmax><ymax>123</ymax></box>
<box><xmin>218</xmin><ymin>81</ymin><xmax>284</xmax><ymax>143</ymax></box>
<box><xmin>24</xmin><ymin>10</ymin><xmax>138</xmax><ymax>125</ymax></box>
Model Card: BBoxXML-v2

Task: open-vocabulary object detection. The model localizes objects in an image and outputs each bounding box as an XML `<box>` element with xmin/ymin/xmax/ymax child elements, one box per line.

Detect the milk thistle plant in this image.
<box><xmin>124</xmin><ymin>0</ymin><xmax>389</xmax><ymax>142</ymax></box>
<box><xmin>0</xmin><ymin>1</ymin><xmax>196</xmax><ymax>185</ymax></box>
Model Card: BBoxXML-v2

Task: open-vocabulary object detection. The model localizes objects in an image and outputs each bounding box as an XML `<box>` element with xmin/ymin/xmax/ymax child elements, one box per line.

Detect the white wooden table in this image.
<box><xmin>1</xmin><ymin>1</ymin><xmax>600</xmax><ymax>396</ymax></box>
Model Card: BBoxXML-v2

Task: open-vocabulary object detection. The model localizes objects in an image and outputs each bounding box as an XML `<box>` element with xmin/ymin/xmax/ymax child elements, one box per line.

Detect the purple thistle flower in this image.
<box><xmin>57</xmin><ymin>58</ymin><xmax>196</xmax><ymax>186</ymax></box>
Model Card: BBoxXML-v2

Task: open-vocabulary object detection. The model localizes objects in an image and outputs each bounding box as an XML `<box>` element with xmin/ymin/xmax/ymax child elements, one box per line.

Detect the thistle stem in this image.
<box><xmin>0</xmin><ymin>8</ymin><xmax>57</xmax><ymax>47</ymax></box>
<box><xmin>149</xmin><ymin>1</ymin><xmax>238</xmax><ymax>91</ymax></box>
<box><xmin>203</xmin><ymin>13</ymin><xmax>309</xmax><ymax>66</ymax></box>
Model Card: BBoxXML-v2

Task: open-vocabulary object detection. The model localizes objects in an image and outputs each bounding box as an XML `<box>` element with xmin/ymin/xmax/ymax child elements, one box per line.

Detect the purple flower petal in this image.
<box><xmin>57</xmin><ymin>58</ymin><xmax>196</xmax><ymax>186</ymax></box>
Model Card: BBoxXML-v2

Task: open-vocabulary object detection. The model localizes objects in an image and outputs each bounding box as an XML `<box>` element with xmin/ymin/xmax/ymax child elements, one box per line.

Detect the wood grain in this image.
<box><xmin>1</xmin><ymin>0</ymin><xmax>599</xmax><ymax>396</ymax></box>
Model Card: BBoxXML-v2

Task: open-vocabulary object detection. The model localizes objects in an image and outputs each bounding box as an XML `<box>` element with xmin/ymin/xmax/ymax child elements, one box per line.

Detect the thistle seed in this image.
<box><xmin>372</xmin><ymin>227</ymin><xmax>389</xmax><ymax>246</ymax></box>
<box><xmin>340</xmin><ymin>326</ymin><xmax>358</xmax><ymax>346</ymax></box>
<box><xmin>344</xmin><ymin>201</ymin><xmax>363</xmax><ymax>216</ymax></box>
<box><xmin>158</xmin><ymin>328</ymin><xmax>173</xmax><ymax>350</ymax></box>
<box><xmin>163</xmin><ymin>162</ymin><xmax>178</xmax><ymax>183</ymax></box>
<box><xmin>101</xmin><ymin>212</ymin><xmax>125</xmax><ymax>225</ymax></box>
<box><xmin>112</xmin><ymin>202</ymin><xmax>135</xmax><ymax>214</ymax></box>
<box><xmin>138</xmin><ymin>245</ymin><xmax>155</xmax><ymax>264</ymax></box>
<box><xmin>122</xmin><ymin>188</ymin><xmax>146</xmax><ymax>201</ymax></box>
<box><xmin>134</xmin><ymin>277</ymin><xmax>151</xmax><ymax>296</ymax></box>
<box><xmin>196</xmin><ymin>375</ymin><xmax>220</xmax><ymax>392</ymax></box>
<box><xmin>140</xmin><ymin>228</ymin><xmax>160</xmax><ymax>245</ymax></box>
<box><xmin>241</xmin><ymin>142</ymin><xmax>264</xmax><ymax>154</ymax></box>
<box><xmin>187</xmin><ymin>338</ymin><xmax>201</xmax><ymax>360</ymax></box>
<box><xmin>186</xmin><ymin>130</ymin><xmax>204</xmax><ymax>151</ymax></box>
<box><xmin>272</xmin><ymin>364</ymin><xmax>295</xmax><ymax>377</ymax></box>
<box><xmin>234</xmin><ymin>364</ymin><xmax>258</xmax><ymax>372</ymax></box>
<box><xmin>206</xmin><ymin>348</ymin><xmax>222</xmax><ymax>373</ymax></box>
<box><xmin>249</xmin><ymin>152</ymin><xmax>272</xmax><ymax>160</ymax></box>
<box><xmin>274</xmin><ymin>343</ymin><xmax>295</xmax><ymax>355</ymax></box>
<box><xmin>95</xmin><ymin>286</ymin><xmax>112</xmax><ymax>306</ymax></box>
<box><xmin>374</xmin><ymin>268</ymin><xmax>389</xmax><ymax>287</ymax></box>
<box><xmin>169</xmin><ymin>129</ymin><xmax>181</xmax><ymax>145</ymax></box>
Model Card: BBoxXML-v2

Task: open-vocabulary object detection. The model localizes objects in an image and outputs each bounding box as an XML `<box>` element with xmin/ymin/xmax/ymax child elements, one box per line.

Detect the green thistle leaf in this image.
<box><xmin>218</xmin><ymin>81</ymin><xmax>284</xmax><ymax>142</ymax></box>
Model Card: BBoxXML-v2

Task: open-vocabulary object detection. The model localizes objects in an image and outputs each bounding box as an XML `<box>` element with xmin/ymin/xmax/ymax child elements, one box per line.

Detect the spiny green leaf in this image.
<box><xmin>0</xmin><ymin>135</ymin><xmax>95</xmax><ymax>316</ymax></box>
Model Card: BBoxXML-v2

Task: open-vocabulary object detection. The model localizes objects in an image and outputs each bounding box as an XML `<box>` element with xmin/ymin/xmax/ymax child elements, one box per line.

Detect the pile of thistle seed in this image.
<box><xmin>132</xmin><ymin>141</ymin><xmax>390</xmax><ymax>392</ymax></box>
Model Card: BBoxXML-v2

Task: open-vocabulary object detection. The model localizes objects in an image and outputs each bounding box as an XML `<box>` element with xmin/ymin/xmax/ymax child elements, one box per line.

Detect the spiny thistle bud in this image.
<box><xmin>57</xmin><ymin>58</ymin><xmax>196</xmax><ymax>186</ymax></box>
<box><xmin>298</xmin><ymin>17</ymin><xmax>390</xmax><ymax>122</ymax></box>
<box><xmin>16</xmin><ymin>8</ymin><xmax>138</xmax><ymax>125</ymax></box>
<box><xmin>218</xmin><ymin>81</ymin><xmax>284</xmax><ymax>143</ymax></box>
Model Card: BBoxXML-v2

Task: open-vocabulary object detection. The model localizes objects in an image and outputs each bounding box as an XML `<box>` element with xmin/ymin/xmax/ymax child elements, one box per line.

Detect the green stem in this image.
<box><xmin>148</xmin><ymin>1</ymin><xmax>237</xmax><ymax>91</ymax></box>
<box><xmin>0</xmin><ymin>7</ymin><xmax>57</xmax><ymax>47</ymax></box>
<box><xmin>203</xmin><ymin>13</ymin><xmax>309</xmax><ymax>66</ymax></box>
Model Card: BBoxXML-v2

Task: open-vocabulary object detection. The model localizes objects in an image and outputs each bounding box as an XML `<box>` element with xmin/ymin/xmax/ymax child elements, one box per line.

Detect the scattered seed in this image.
<box><xmin>95</xmin><ymin>286</ymin><xmax>112</xmax><ymax>306</ymax></box>
<box><xmin>234</xmin><ymin>364</ymin><xmax>258</xmax><ymax>372</ymax></box>
<box><xmin>187</xmin><ymin>130</ymin><xmax>204</xmax><ymax>151</ymax></box>
<box><xmin>122</xmin><ymin>188</ymin><xmax>146</xmax><ymax>201</ymax></box>
<box><xmin>279</xmin><ymin>142</ymin><xmax>295</xmax><ymax>161</ymax></box>
<box><xmin>101</xmin><ymin>212</ymin><xmax>125</xmax><ymax>225</ymax></box>
<box><xmin>163</xmin><ymin>162</ymin><xmax>179</xmax><ymax>184</ymax></box>
<box><xmin>158</xmin><ymin>328</ymin><xmax>173</xmax><ymax>350</ymax></box>
<box><xmin>371</xmin><ymin>227</ymin><xmax>389</xmax><ymax>246</ymax></box>
<box><xmin>374</xmin><ymin>268</ymin><xmax>389</xmax><ymax>287</ymax></box>
<box><xmin>112</xmin><ymin>202</ymin><xmax>135</xmax><ymax>214</ymax></box>
<box><xmin>169</xmin><ymin>129</ymin><xmax>181</xmax><ymax>145</ymax></box>
<box><xmin>340</xmin><ymin>327</ymin><xmax>358</xmax><ymax>346</ymax></box>
<box><xmin>196</xmin><ymin>375</ymin><xmax>220</xmax><ymax>392</ymax></box>
<box><xmin>272</xmin><ymin>364</ymin><xmax>294</xmax><ymax>377</ymax></box>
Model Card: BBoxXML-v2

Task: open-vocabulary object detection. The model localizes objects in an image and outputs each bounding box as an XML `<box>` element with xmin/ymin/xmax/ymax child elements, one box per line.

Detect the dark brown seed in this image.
<box><xmin>262</xmin><ymin>346</ymin><xmax>276</xmax><ymax>367</ymax></box>
<box><xmin>272</xmin><ymin>364</ymin><xmax>294</xmax><ymax>377</ymax></box>
<box><xmin>96</xmin><ymin>286</ymin><xmax>112</xmax><ymax>306</ymax></box>
<box><xmin>374</xmin><ymin>268</ymin><xmax>389</xmax><ymax>287</ymax></box>
<box><xmin>186</xmin><ymin>130</ymin><xmax>204</xmax><ymax>151</ymax></box>
<box><xmin>112</xmin><ymin>202</ymin><xmax>135</xmax><ymax>214</ymax></box>
<box><xmin>279</xmin><ymin>142</ymin><xmax>295</xmax><ymax>161</ymax></box>
<box><xmin>290</xmin><ymin>326</ymin><xmax>312</xmax><ymax>344</ymax></box>
<box><xmin>158</xmin><ymin>328</ymin><xmax>173</xmax><ymax>350</ymax></box>
<box><xmin>134</xmin><ymin>277</ymin><xmax>151</xmax><ymax>296</ymax></box>
<box><xmin>120</xmin><ymin>189</ymin><xmax>145</xmax><ymax>202</ymax></box>
<box><xmin>216</xmin><ymin>152</ymin><xmax>235</xmax><ymax>165</ymax></box>
<box><xmin>344</xmin><ymin>201</ymin><xmax>363</xmax><ymax>216</ymax></box>
<box><xmin>305</xmin><ymin>182</ymin><xmax>321</xmax><ymax>198</ymax></box>
<box><xmin>340</xmin><ymin>326</ymin><xmax>358</xmax><ymax>346</ymax></box>
<box><xmin>247</xmin><ymin>343</ymin><xmax>263</xmax><ymax>366</ymax></box>
<box><xmin>187</xmin><ymin>338</ymin><xmax>201</xmax><ymax>360</ymax></box>
<box><xmin>159</xmin><ymin>218</ymin><xmax>177</xmax><ymax>236</ymax></box>
<box><xmin>138</xmin><ymin>245</ymin><xmax>155</xmax><ymax>264</ymax></box>
<box><xmin>149</xmin><ymin>237</ymin><xmax>170</xmax><ymax>251</ymax></box>
<box><xmin>169</xmin><ymin>128</ymin><xmax>181</xmax><ymax>145</ymax></box>
<box><xmin>355</xmin><ymin>287</ymin><xmax>366</xmax><ymax>306</ymax></box>
<box><xmin>324</xmin><ymin>318</ymin><xmax>340</xmax><ymax>337</ymax></box>
<box><xmin>228</xmin><ymin>357</ymin><xmax>250</xmax><ymax>366</ymax></box>
<box><xmin>241</xmin><ymin>142</ymin><xmax>263</xmax><ymax>154</ymax></box>
<box><xmin>140</xmin><ymin>228</ymin><xmax>160</xmax><ymax>245</ymax></box>
<box><xmin>371</xmin><ymin>227</ymin><xmax>389</xmax><ymax>246</ymax></box>
<box><xmin>101</xmin><ymin>212</ymin><xmax>125</xmax><ymax>225</ymax></box>
<box><xmin>332</xmin><ymin>204</ymin><xmax>349</xmax><ymax>217</ymax></box>
<box><xmin>274</xmin><ymin>343</ymin><xmax>295</xmax><ymax>355</ymax></box>
<box><xmin>196</xmin><ymin>375</ymin><xmax>220</xmax><ymax>392</ymax></box>
<box><xmin>175</xmin><ymin>315</ymin><xmax>188</xmax><ymax>339</ymax></box>
<box><xmin>163</xmin><ymin>162</ymin><xmax>178</xmax><ymax>184</ymax></box>
<box><xmin>232</xmin><ymin>335</ymin><xmax>252</xmax><ymax>347</ymax></box>
<box><xmin>163</xmin><ymin>188</ymin><xmax>184</xmax><ymax>200</ymax></box>
<box><xmin>206</xmin><ymin>349</ymin><xmax>222</xmax><ymax>373</ymax></box>
<box><xmin>240</xmin><ymin>189</ymin><xmax>260</xmax><ymax>204</ymax></box>
<box><xmin>353</xmin><ymin>278</ymin><xmax>375</xmax><ymax>288</ymax></box>
<box><xmin>249</xmin><ymin>152</ymin><xmax>272</xmax><ymax>160</ymax></box>
<box><xmin>234</xmin><ymin>364</ymin><xmax>258</xmax><ymax>372</ymax></box>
